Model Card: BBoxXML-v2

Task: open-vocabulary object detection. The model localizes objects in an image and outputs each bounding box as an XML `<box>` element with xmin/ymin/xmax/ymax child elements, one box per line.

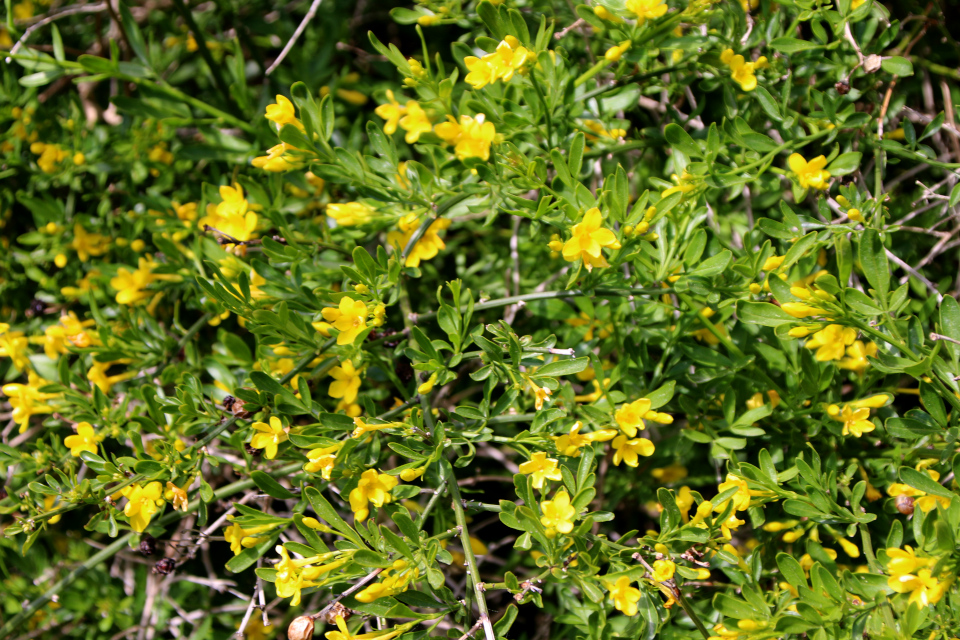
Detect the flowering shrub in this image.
<box><xmin>2</xmin><ymin>0</ymin><xmax>960</xmax><ymax>639</ymax></box>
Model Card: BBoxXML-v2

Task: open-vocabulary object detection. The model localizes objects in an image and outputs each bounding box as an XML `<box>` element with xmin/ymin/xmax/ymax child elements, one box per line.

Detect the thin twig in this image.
<box><xmin>6</xmin><ymin>2</ymin><xmax>108</xmax><ymax>60</ymax></box>
<box><xmin>885</xmin><ymin>249</ymin><xmax>943</xmax><ymax>302</ymax></box>
<box><xmin>265</xmin><ymin>0</ymin><xmax>324</xmax><ymax>75</ymax></box>
<box><xmin>311</xmin><ymin>568</ymin><xmax>384</xmax><ymax>620</ymax></box>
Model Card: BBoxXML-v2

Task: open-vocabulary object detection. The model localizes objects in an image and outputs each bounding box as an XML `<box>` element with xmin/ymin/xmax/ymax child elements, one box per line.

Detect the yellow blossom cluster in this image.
<box><xmin>274</xmin><ymin>545</ymin><xmax>350</xmax><ymax>606</ymax></box>
<box><xmin>719</xmin><ymin>49</ymin><xmax>768</xmax><ymax>92</ymax></box>
<box><xmin>464</xmin><ymin>36</ymin><xmax>531</xmax><ymax>89</ymax></box>
<box><xmin>349</xmin><ymin>469</ymin><xmax>399</xmax><ymax>521</ymax></box>
<box><xmin>387</xmin><ymin>213</ymin><xmax>452</xmax><ymax>268</ymax></box>
<box><xmin>885</xmin><ymin>546</ymin><xmax>949</xmax><ymax>607</ymax></box>
<box><xmin>356</xmin><ymin>558</ymin><xmax>419</xmax><ymax>602</ymax></box>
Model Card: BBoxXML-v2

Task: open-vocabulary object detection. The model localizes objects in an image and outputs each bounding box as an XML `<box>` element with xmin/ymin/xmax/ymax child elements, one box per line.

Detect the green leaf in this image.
<box><xmin>769</xmin><ymin>37</ymin><xmax>822</xmax><ymax>53</ymax></box>
<box><xmin>737</xmin><ymin>301</ymin><xmax>795</xmax><ymax>327</ymax></box>
<box><xmin>858</xmin><ymin>230</ymin><xmax>889</xmax><ymax>301</ymax></box>
<box><xmin>899</xmin><ymin>467</ymin><xmax>955</xmax><ymax>499</ymax></box>
<box><xmin>939</xmin><ymin>295</ymin><xmax>960</xmax><ymax>363</ymax></box>
<box><xmin>646</xmin><ymin>380</ymin><xmax>675</xmax><ymax>409</ymax></box>
<box><xmin>827</xmin><ymin>152</ymin><xmax>862</xmax><ymax>176</ymax></box>
<box><xmin>304</xmin><ymin>486</ymin><xmax>366</xmax><ymax>547</ymax></box>
<box><xmin>664</xmin><ymin>123</ymin><xmax>701</xmax><ymax>158</ymax></box>
<box><xmin>119</xmin><ymin>2</ymin><xmax>151</xmax><ymax>69</ymax></box>
<box><xmin>881</xmin><ymin>56</ymin><xmax>914</xmax><ymax>77</ymax></box>
<box><xmin>251</xmin><ymin>471</ymin><xmax>295</xmax><ymax>500</ymax></box>
<box><xmin>531</xmin><ymin>357</ymin><xmax>589</xmax><ymax>378</ymax></box>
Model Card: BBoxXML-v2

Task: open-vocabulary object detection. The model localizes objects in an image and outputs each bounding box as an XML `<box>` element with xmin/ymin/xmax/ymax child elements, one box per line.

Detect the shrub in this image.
<box><xmin>2</xmin><ymin>0</ymin><xmax>960</xmax><ymax>639</ymax></box>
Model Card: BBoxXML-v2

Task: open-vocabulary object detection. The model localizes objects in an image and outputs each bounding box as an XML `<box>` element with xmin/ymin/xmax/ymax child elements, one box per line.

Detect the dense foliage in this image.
<box><xmin>2</xmin><ymin>0</ymin><xmax>960</xmax><ymax>639</ymax></box>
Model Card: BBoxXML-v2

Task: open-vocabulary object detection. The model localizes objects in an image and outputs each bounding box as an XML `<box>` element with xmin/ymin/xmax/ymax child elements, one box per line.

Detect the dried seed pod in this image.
<box><xmin>139</xmin><ymin>534</ymin><xmax>157</xmax><ymax>556</ymax></box>
<box><xmin>895</xmin><ymin>494</ymin><xmax>915</xmax><ymax>516</ymax></box>
<box><xmin>835</xmin><ymin>81</ymin><xmax>850</xmax><ymax>95</ymax></box>
<box><xmin>152</xmin><ymin>558</ymin><xmax>176</xmax><ymax>575</ymax></box>
<box><xmin>287</xmin><ymin>616</ymin><xmax>315</xmax><ymax>640</ymax></box>
<box><xmin>321</xmin><ymin>602</ymin><xmax>350</xmax><ymax>624</ymax></box>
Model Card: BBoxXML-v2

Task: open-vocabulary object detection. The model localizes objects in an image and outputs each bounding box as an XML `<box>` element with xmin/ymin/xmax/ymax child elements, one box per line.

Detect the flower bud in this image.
<box><xmin>288</xmin><ymin>615</ymin><xmax>315</xmax><ymax>640</ymax></box>
<box><xmin>847</xmin><ymin>208</ymin><xmax>863</xmax><ymax>222</ymax></box>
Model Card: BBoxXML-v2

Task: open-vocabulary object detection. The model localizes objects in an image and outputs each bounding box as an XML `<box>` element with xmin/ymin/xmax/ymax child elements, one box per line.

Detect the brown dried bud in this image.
<box><xmin>287</xmin><ymin>616</ymin><xmax>315</xmax><ymax>640</ymax></box>
<box><xmin>835</xmin><ymin>81</ymin><xmax>850</xmax><ymax>95</ymax></box>
<box><xmin>152</xmin><ymin>558</ymin><xmax>176</xmax><ymax>575</ymax></box>
<box><xmin>139</xmin><ymin>534</ymin><xmax>157</xmax><ymax>556</ymax></box>
<box><xmin>321</xmin><ymin>602</ymin><xmax>350</xmax><ymax>624</ymax></box>
<box><xmin>895</xmin><ymin>494</ymin><xmax>915</xmax><ymax>516</ymax></box>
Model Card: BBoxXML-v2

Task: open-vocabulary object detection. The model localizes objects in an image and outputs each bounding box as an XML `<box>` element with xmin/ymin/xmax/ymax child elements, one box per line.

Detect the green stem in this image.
<box><xmin>529</xmin><ymin>68</ymin><xmax>553</xmax><ymax>148</ymax></box>
<box><xmin>443</xmin><ymin>459</ymin><xmax>497</xmax><ymax>640</ymax></box>
<box><xmin>414</xmin><ymin>288</ymin><xmax>670</xmax><ymax>322</ymax></box>
<box><xmin>675</xmin><ymin>589</ymin><xmax>711</xmax><ymax>640</ymax></box>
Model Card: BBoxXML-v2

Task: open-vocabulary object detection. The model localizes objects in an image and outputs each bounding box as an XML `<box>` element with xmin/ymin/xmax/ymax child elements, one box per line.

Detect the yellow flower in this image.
<box><xmin>252</xmin><ymin>142</ymin><xmax>301</xmax><ymax>172</ymax></box>
<box><xmin>2</xmin><ymin>372</ymin><xmax>60</xmax><ymax>432</ymax></box>
<box><xmin>417</xmin><ymin>372</ymin><xmax>438</xmax><ymax>394</ymax></box>
<box><xmin>888</xmin><ymin>569</ymin><xmax>946</xmax><ymax>607</ymax></box>
<box><xmin>561</xmin><ymin>208</ymin><xmax>621</xmax><ymax>271</ymax></box>
<box><xmin>328</xmin><ymin>201</ymin><xmax>374</xmax><ymax>226</ymax></box>
<box><xmin>386</xmin><ymin>213</ymin><xmax>452</xmax><ymax>268</ymax></box>
<box><xmin>147</xmin><ymin>143</ymin><xmax>174</xmax><ymax>165</ymax></box>
<box><xmin>553</xmin><ymin>422</ymin><xmax>618</xmax><ymax>457</ymax></box>
<box><xmin>781</xmin><ymin>302</ymin><xmax>824</xmax><ymax>319</ymax></box>
<box><xmin>720</xmin><ymin>49</ymin><xmax>761</xmax><ymax>91</ymax></box>
<box><xmin>593</xmin><ymin>5</ymin><xmax>623</xmax><ymax>22</ymax></box>
<box><xmin>165</xmin><ymin>481</ymin><xmax>190</xmax><ymax>511</ymax></box>
<box><xmin>625</xmin><ymin>0</ymin><xmax>668</xmax><ymax>23</ymax></box>
<box><xmin>788</xmin><ymin>154</ymin><xmax>831</xmax><ymax>190</ymax></box>
<box><xmin>804</xmin><ymin>324</ymin><xmax>857</xmax><ymax>361</ymax></box>
<box><xmin>518</xmin><ymin>452</ymin><xmax>563</xmax><ymax>490</ymax></box>
<box><xmin>528</xmin><ymin>379</ymin><xmax>552</xmax><ymax>410</ymax></box>
<box><xmin>87</xmin><ymin>359</ymin><xmax>136</xmax><ymax>393</ymax></box>
<box><xmin>540</xmin><ymin>489</ymin><xmax>577</xmax><ymax>537</ymax></box>
<box><xmin>885</xmin><ymin>546</ymin><xmax>931</xmax><ymax>576</ymax></box>
<box><xmin>651</xmin><ymin>464</ymin><xmax>688</xmax><ymax>483</ymax></box>
<box><xmin>265</xmin><ymin>95</ymin><xmax>302</xmax><ymax>130</ymax></box>
<box><xmin>71</xmin><ymin>223</ymin><xmax>109</xmax><ymax>261</ymax></box>
<box><xmin>224</xmin><ymin>521</ymin><xmax>272</xmax><ymax>556</ymax></box>
<box><xmin>653</xmin><ymin>559</ymin><xmax>676</xmax><ymax>582</ymax></box>
<box><xmin>328</xmin><ymin>359</ymin><xmax>362</xmax><ymax>404</ymax></box>
<box><xmin>837</xmin><ymin>538</ymin><xmax>860</xmax><ymax>558</ymax></box>
<box><xmin>122</xmin><ymin>481</ymin><xmax>165</xmax><ymax>533</ymax></box>
<box><xmin>827</xmin><ymin>404</ymin><xmax>875</xmax><ymax>437</ymax></box>
<box><xmin>838</xmin><ymin>340</ymin><xmax>877</xmax><ymax>374</ymax></box>
<box><xmin>198</xmin><ymin>183</ymin><xmax>257</xmax><ymax>243</ymax></box>
<box><xmin>0</xmin><ymin>328</ymin><xmax>32</xmax><ymax>372</ymax></box>
<box><xmin>605</xmin><ymin>41</ymin><xmax>631</xmax><ymax>62</ymax></box>
<box><xmin>304</xmin><ymin>444</ymin><xmax>342</xmax><ymax>480</ymax></box>
<box><xmin>375</xmin><ymin>90</ymin><xmax>406</xmax><ymax>135</ymax></box>
<box><xmin>434</xmin><ymin>114</ymin><xmax>497</xmax><ymax>161</ymax></box>
<box><xmin>356</xmin><ymin>559</ymin><xmax>419</xmax><ymax>603</ymax></box>
<box><xmin>352</xmin><ymin>417</ymin><xmax>401</xmax><ymax>439</ymax></box>
<box><xmin>321</xmin><ymin>297</ymin><xmax>369</xmax><ymax>345</ymax></box>
<box><xmin>64</xmin><ymin>422</ymin><xmax>103</xmax><ymax>457</ymax></box>
<box><xmin>714</xmin><ymin>474</ymin><xmax>753</xmax><ymax>513</ymax></box>
<box><xmin>250</xmin><ymin>416</ymin><xmax>288</xmax><ymax>459</ymax></box>
<box><xmin>399</xmin><ymin>101</ymin><xmax>432</xmax><ymax>143</ymax></box>
<box><xmin>31</xmin><ymin>142</ymin><xmax>68</xmax><ymax>173</ymax></box>
<box><xmin>349</xmin><ymin>469</ymin><xmax>399</xmax><ymax>521</ymax></box>
<box><xmin>464</xmin><ymin>36</ymin><xmax>530</xmax><ymax>89</ymax></box>
<box><xmin>603</xmin><ymin>576</ymin><xmax>641</xmax><ymax>616</ymax></box>
<box><xmin>611</xmin><ymin>435</ymin><xmax>655</xmax><ymax>467</ymax></box>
